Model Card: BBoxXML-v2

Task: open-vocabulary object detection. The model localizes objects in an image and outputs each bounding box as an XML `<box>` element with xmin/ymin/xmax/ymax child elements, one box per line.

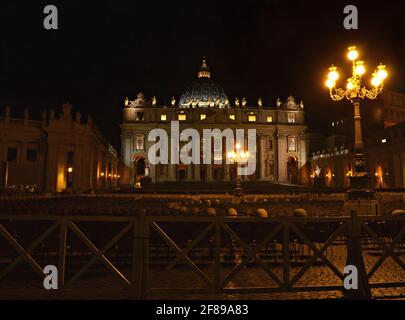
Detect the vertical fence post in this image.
<box><xmin>58</xmin><ymin>218</ymin><xmax>67</xmax><ymax>290</ymax></box>
<box><xmin>141</xmin><ymin>215</ymin><xmax>150</xmax><ymax>299</ymax></box>
<box><xmin>214</xmin><ymin>215</ymin><xmax>222</xmax><ymax>293</ymax></box>
<box><xmin>282</xmin><ymin>221</ymin><xmax>290</xmax><ymax>290</ymax></box>
<box><xmin>345</xmin><ymin>210</ymin><xmax>371</xmax><ymax>299</ymax></box>
<box><xmin>132</xmin><ymin>211</ymin><xmax>145</xmax><ymax>299</ymax></box>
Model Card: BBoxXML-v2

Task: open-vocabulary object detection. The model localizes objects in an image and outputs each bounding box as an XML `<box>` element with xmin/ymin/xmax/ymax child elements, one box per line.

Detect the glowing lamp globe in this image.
<box><xmin>371</xmin><ymin>76</ymin><xmax>382</xmax><ymax>87</ymax></box>
<box><xmin>377</xmin><ymin>64</ymin><xmax>388</xmax><ymax>80</ymax></box>
<box><xmin>328</xmin><ymin>66</ymin><xmax>339</xmax><ymax>81</ymax></box>
<box><xmin>355</xmin><ymin>61</ymin><xmax>366</xmax><ymax>75</ymax></box>
<box><xmin>325</xmin><ymin>79</ymin><xmax>335</xmax><ymax>89</ymax></box>
<box><xmin>347</xmin><ymin>46</ymin><xmax>359</xmax><ymax>61</ymax></box>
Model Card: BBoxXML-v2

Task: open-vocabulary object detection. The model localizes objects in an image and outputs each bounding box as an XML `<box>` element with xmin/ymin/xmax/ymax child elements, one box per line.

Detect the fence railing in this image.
<box><xmin>0</xmin><ymin>213</ymin><xmax>404</xmax><ymax>299</ymax></box>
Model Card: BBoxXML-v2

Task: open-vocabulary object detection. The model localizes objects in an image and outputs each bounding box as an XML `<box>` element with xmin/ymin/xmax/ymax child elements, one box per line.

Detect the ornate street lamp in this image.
<box><xmin>325</xmin><ymin>46</ymin><xmax>388</xmax><ymax>199</ymax></box>
<box><xmin>227</xmin><ymin>143</ymin><xmax>250</xmax><ymax>197</ymax></box>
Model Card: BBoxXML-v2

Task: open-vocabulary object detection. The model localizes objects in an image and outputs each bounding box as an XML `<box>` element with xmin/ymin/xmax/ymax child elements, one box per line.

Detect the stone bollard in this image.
<box><xmin>293</xmin><ymin>208</ymin><xmax>308</xmax><ymax>217</ymax></box>
<box><xmin>256</xmin><ymin>208</ymin><xmax>268</xmax><ymax>218</ymax></box>
<box><xmin>227</xmin><ymin>208</ymin><xmax>238</xmax><ymax>217</ymax></box>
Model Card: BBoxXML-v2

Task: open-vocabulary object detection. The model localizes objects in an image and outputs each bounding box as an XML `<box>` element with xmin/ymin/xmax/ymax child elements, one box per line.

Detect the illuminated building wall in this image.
<box><xmin>0</xmin><ymin>103</ymin><xmax>119</xmax><ymax>193</ymax></box>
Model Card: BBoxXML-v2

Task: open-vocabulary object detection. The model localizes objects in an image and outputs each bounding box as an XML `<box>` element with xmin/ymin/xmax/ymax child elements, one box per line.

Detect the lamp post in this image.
<box><xmin>67</xmin><ymin>166</ymin><xmax>73</xmax><ymax>191</ymax></box>
<box><xmin>227</xmin><ymin>143</ymin><xmax>250</xmax><ymax>197</ymax></box>
<box><xmin>325</xmin><ymin>46</ymin><xmax>388</xmax><ymax>200</ymax></box>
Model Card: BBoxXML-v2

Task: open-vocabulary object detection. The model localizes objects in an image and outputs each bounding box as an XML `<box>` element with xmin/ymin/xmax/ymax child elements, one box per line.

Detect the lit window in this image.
<box><xmin>382</xmin><ymin>138</ymin><xmax>387</xmax><ymax>143</ymax></box>
<box><xmin>135</xmin><ymin>135</ymin><xmax>145</xmax><ymax>151</ymax></box>
<box><xmin>266</xmin><ymin>115</ymin><xmax>273</xmax><ymax>123</ymax></box>
<box><xmin>288</xmin><ymin>136</ymin><xmax>297</xmax><ymax>152</ymax></box>
<box><xmin>287</xmin><ymin>113</ymin><xmax>296</xmax><ymax>123</ymax></box>
<box><xmin>229</xmin><ymin>114</ymin><xmax>235</xmax><ymax>120</ymax></box>
<box><xmin>178</xmin><ymin>114</ymin><xmax>187</xmax><ymax>121</ymax></box>
<box><xmin>160</xmin><ymin>114</ymin><xmax>167</xmax><ymax>121</ymax></box>
<box><xmin>136</xmin><ymin>112</ymin><xmax>144</xmax><ymax>121</ymax></box>
<box><xmin>248</xmin><ymin>114</ymin><xmax>256</xmax><ymax>122</ymax></box>
<box><xmin>200</xmin><ymin>114</ymin><xmax>206</xmax><ymax>120</ymax></box>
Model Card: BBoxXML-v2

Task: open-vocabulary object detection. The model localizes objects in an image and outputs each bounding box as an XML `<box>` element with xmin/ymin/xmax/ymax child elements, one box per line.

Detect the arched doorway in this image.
<box><xmin>136</xmin><ymin>158</ymin><xmax>146</xmax><ymax>176</ymax></box>
<box><xmin>287</xmin><ymin>156</ymin><xmax>299</xmax><ymax>184</ymax></box>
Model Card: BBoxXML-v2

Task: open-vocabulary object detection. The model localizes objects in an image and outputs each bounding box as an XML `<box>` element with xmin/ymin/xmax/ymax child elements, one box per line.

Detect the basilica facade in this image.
<box><xmin>120</xmin><ymin>59</ymin><xmax>308</xmax><ymax>187</ymax></box>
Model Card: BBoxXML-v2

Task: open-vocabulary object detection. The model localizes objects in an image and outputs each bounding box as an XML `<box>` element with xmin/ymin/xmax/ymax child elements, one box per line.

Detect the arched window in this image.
<box><xmin>287</xmin><ymin>113</ymin><xmax>296</xmax><ymax>123</ymax></box>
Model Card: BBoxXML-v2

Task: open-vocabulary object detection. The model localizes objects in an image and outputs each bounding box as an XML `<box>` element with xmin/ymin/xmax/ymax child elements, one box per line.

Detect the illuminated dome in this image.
<box><xmin>179</xmin><ymin>58</ymin><xmax>229</xmax><ymax>108</ymax></box>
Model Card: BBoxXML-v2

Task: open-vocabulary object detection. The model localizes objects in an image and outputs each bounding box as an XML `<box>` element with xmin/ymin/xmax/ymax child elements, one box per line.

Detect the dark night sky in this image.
<box><xmin>0</xmin><ymin>0</ymin><xmax>404</xmax><ymax>150</ymax></box>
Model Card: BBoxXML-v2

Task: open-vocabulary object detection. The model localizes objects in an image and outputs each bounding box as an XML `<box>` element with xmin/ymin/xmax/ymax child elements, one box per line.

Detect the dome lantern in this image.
<box><xmin>197</xmin><ymin>57</ymin><xmax>211</xmax><ymax>79</ymax></box>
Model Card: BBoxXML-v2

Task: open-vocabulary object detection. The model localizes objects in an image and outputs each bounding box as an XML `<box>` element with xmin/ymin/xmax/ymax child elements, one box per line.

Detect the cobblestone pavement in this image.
<box><xmin>0</xmin><ymin>244</ymin><xmax>404</xmax><ymax>300</ymax></box>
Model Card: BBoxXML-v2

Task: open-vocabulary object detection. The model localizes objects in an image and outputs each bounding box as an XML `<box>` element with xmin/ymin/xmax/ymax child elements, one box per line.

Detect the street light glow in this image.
<box><xmin>326</xmin><ymin>79</ymin><xmax>335</xmax><ymax>89</ymax></box>
<box><xmin>355</xmin><ymin>61</ymin><xmax>366</xmax><ymax>76</ymax></box>
<box><xmin>325</xmin><ymin>45</ymin><xmax>387</xmax><ymax>101</ymax></box>
<box><xmin>328</xmin><ymin>66</ymin><xmax>339</xmax><ymax>81</ymax></box>
<box><xmin>347</xmin><ymin>46</ymin><xmax>359</xmax><ymax>61</ymax></box>
<box><xmin>377</xmin><ymin>64</ymin><xmax>388</xmax><ymax>80</ymax></box>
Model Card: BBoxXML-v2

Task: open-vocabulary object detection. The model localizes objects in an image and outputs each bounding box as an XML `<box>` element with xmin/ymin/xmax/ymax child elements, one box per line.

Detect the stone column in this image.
<box><xmin>206</xmin><ymin>164</ymin><xmax>213</xmax><ymax>182</ymax></box>
<box><xmin>224</xmin><ymin>164</ymin><xmax>230</xmax><ymax>181</ymax></box>
<box><xmin>401</xmin><ymin>152</ymin><xmax>405</xmax><ymax>188</ymax></box>
<box><xmin>277</xmin><ymin>133</ymin><xmax>287</xmax><ymax>182</ymax></box>
<box><xmin>274</xmin><ymin>133</ymin><xmax>279</xmax><ymax>181</ymax></box>
<box><xmin>222</xmin><ymin>138</ymin><xmax>230</xmax><ymax>181</ymax></box>
<box><xmin>393</xmin><ymin>154</ymin><xmax>401</xmax><ymax>188</ymax></box>
<box><xmin>187</xmin><ymin>164</ymin><xmax>193</xmax><ymax>180</ymax></box>
<box><xmin>169</xmin><ymin>164</ymin><xmax>177</xmax><ymax>181</ymax></box>
<box><xmin>299</xmin><ymin>134</ymin><xmax>306</xmax><ymax>184</ymax></box>
<box><xmin>258</xmin><ymin>134</ymin><xmax>265</xmax><ymax>180</ymax></box>
<box><xmin>73</xmin><ymin>145</ymin><xmax>83</xmax><ymax>192</ymax></box>
<box><xmin>45</xmin><ymin>142</ymin><xmax>58</xmax><ymax>193</ymax></box>
<box><xmin>122</xmin><ymin>134</ymin><xmax>132</xmax><ymax>167</ymax></box>
<box><xmin>194</xmin><ymin>164</ymin><xmax>200</xmax><ymax>181</ymax></box>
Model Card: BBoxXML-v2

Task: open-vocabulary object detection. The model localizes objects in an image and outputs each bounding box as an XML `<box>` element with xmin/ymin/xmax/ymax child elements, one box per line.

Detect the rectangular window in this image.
<box><xmin>26</xmin><ymin>149</ymin><xmax>37</xmax><ymax>162</ymax></box>
<box><xmin>288</xmin><ymin>136</ymin><xmax>297</xmax><ymax>152</ymax></box>
<box><xmin>200</xmin><ymin>114</ymin><xmax>206</xmax><ymax>120</ymax></box>
<box><xmin>160</xmin><ymin>114</ymin><xmax>167</xmax><ymax>121</ymax></box>
<box><xmin>178</xmin><ymin>114</ymin><xmax>187</xmax><ymax>121</ymax></box>
<box><xmin>7</xmin><ymin>148</ymin><xmax>17</xmax><ymax>162</ymax></box>
<box><xmin>136</xmin><ymin>112</ymin><xmax>144</xmax><ymax>121</ymax></box>
<box><xmin>229</xmin><ymin>114</ymin><xmax>235</xmax><ymax>120</ymax></box>
<box><xmin>248</xmin><ymin>115</ymin><xmax>256</xmax><ymax>122</ymax></box>
<box><xmin>268</xmin><ymin>139</ymin><xmax>273</xmax><ymax>150</ymax></box>
<box><xmin>266</xmin><ymin>115</ymin><xmax>273</xmax><ymax>123</ymax></box>
<box><xmin>288</xmin><ymin>113</ymin><xmax>296</xmax><ymax>123</ymax></box>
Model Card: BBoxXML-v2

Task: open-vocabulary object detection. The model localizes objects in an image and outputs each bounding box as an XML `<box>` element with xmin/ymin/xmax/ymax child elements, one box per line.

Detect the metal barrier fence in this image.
<box><xmin>0</xmin><ymin>213</ymin><xmax>404</xmax><ymax>299</ymax></box>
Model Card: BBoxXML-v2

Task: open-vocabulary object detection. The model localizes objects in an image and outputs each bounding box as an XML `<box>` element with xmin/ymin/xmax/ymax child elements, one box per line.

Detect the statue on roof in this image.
<box><xmin>62</xmin><ymin>102</ymin><xmax>72</xmax><ymax>119</ymax></box>
<box><xmin>299</xmin><ymin>100</ymin><xmax>304</xmax><ymax>109</ymax></box>
<box><xmin>286</xmin><ymin>95</ymin><xmax>298</xmax><ymax>110</ymax></box>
